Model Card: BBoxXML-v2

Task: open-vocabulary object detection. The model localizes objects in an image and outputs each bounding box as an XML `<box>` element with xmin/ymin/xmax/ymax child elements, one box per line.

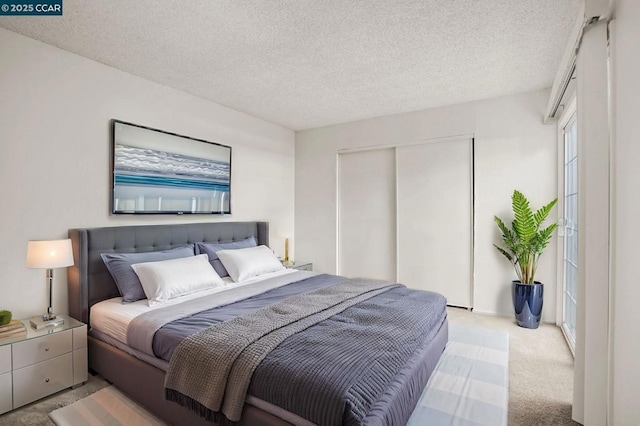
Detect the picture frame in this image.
<box><xmin>111</xmin><ymin>120</ymin><xmax>232</xmax><ymax>214</ymax></box>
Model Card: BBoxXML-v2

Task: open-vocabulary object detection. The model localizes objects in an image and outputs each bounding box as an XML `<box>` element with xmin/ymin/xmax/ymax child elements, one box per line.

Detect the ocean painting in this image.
<box><xmin>112</xmin><ymin>121</ymin><xmax>231</xmax><ymax>214</ymax></box>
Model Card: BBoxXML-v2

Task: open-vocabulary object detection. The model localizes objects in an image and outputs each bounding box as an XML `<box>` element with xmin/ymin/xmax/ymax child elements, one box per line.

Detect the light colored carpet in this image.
<box><xmin>447</xmin><ymin>307</ymin><xmax>580</xmax><ymax>426</ymax></box>
<box><xmin>0</xmin><ymin>374</ymin><xmax>109</xmax><ymax>426</ymax></box>
<box><xmin>49</xmin><ymin>386</ymin><xmax>165</xmax><ymax>426</ymax></box>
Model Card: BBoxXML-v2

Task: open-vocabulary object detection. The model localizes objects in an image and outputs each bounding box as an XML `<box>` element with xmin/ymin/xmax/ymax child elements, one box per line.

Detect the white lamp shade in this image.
<box><xmin>26</xmin><ymin>239</ymin><xmax>74</xmax><ymax>269</ymax></box>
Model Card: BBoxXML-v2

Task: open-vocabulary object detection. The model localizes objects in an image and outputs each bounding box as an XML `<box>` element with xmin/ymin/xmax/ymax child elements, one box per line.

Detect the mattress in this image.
<box><xmin>90</xmin><ymin>268</ymin><xmax>300</xmax><ymax>344</ymax></box>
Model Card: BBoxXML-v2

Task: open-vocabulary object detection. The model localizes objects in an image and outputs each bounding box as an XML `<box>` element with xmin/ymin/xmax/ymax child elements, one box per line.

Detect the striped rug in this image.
<box><xmin>407</xmin><ymin>323</ymin><xmax>510</xmax><ymax>425</ymax></box>
<box><xmin>49</xmin><ymin>386</ymin><xmax>165</xmax><ymax>426</ymax></box>
<box><xmin>50</xmin><ymin>323</ymin><xmax>508</xmax><ymax>426</ymax></box>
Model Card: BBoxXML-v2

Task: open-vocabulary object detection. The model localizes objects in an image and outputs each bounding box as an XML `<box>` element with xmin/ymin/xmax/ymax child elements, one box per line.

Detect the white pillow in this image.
<box><xmin>217</xmin><ymin>245</ymin><xmax>286</xmax><ymax>282</ymax></box>
<box><xmin>131</xmin><ymin>254</ymin><xmax>224</xmax><ymax>306</ymax></box>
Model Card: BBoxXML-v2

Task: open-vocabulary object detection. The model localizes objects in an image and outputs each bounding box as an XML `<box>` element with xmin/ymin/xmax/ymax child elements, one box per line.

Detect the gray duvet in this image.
<box><xmin>130</xmin><ymin>274</ymin><xmax>447</xmax><ymax>425</ymax></box>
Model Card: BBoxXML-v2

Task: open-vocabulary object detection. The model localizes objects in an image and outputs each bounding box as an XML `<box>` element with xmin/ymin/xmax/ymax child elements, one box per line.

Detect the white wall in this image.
<box><xmin>573</xmin><ymin>20</ymin><xmax>610</xmax><ymax>425</ymax></box>
<box><xmin>611</xmin><ymin>0</ymin><xmax>640</xmax><ymax>422</ymax></box>
<box><xmin>296</xmin><ymin>89</ymin><xmax>558</xmax><ymax>320</ymax></box>
<box><xmin>0</xmin><ymin>28</ymin><xmax>295</xmax><ymax>319</ymax></box>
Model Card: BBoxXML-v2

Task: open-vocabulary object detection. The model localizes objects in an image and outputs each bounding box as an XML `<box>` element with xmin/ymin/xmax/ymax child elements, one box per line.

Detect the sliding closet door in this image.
<box><xmin>338</xmin><ymin>149</ymin><xmax>396</xmax><ymax>281</ymax></box>
<box><xmin>397</xmin><ymin>139</ymin><xmax>473</xmax><ymax>307</ymax></box>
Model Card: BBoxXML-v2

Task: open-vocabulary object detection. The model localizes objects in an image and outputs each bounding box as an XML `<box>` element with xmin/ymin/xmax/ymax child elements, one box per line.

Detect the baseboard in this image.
<box><xmin>465</xmin><ymin>308</ymin><xmax>557</xmax><ymax>324</ymax></box>
<box><xmin>465</xmin><ymin>308</ymin><xmax>510</xmax><ymax>318</ymax></box>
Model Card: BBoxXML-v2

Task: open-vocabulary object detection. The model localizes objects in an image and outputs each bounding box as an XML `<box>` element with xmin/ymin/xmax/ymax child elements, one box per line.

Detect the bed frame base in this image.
<box><xmin>89</xmin><ymin>336</ymin><xmax>291</xmax><ymax>426</ymax></box>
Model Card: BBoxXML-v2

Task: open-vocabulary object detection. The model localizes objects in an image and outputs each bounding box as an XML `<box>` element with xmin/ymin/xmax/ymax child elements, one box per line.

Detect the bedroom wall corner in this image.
<box><xmin>0</xmin><ymin>28</ymin><xmax>295</xmax><ymax>319</ymax></box>
<box><xmin>295</xmin><ymin>89</ymin><xmax>558</xmax><ymax>320</ymax></box>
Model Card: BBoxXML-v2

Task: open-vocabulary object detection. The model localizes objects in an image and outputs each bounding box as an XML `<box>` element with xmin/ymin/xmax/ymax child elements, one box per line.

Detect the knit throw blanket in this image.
<box><xmin>164</xmin><ymin>278</ymin><xmax>398</xmax><ymax>423</ymax></box>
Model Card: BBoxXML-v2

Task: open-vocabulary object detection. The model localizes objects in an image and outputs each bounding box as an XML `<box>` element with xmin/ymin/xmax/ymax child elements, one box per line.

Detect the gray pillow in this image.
<box><xmin>196</xmin><ymin>237</ymin><xmax>257</xmax><ymax>277</ymax></box>
<box><xmin>101</xmin><ymin>245</ymin><xmax>195</xmax><ymax>303</ymax></box>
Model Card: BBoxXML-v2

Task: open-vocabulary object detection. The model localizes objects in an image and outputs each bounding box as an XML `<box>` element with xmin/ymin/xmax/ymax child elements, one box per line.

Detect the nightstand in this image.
<box><xmin>0</xmin><ymin>315</ymin><xmax>87</xmax><ymax>414</ymax></box>
<box><xmin>283</xmin><ymin>261</ymin><xmax>313</xmax><ymax>271</ymax></box>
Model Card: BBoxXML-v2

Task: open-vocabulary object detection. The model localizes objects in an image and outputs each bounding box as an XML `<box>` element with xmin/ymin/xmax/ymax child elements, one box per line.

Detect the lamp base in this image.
<box><xmin>30</xmin><ymin>315</ymin><xmax>64</xmax><ymax>330</ymax></box>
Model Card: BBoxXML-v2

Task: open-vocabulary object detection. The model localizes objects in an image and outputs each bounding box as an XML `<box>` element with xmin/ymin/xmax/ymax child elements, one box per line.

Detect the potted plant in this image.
<box><xmin>0</xmin><ymin>310</ymin><xmax>11</xmax><ymax>326</ymax></box>
<box><xmin>494</xmin><ymin>190</ymin><xmax>558</xmax><ymax>329</ymax></box>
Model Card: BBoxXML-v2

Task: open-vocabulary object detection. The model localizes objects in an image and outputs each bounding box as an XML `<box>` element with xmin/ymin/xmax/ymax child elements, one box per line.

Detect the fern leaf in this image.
<box><xmin>536</xmin><ymin>223</ymin><xmax>558</xmax><ymax>252</ymax></box>
<box><xmin>493</xmin><ymin>244</ymin><xmax>514</xmax><ymax>262</ymax></box>
<box><xmin>494</xmin><ymin>216</ymin><xmax>510</xmax><ymax>236</ymax></box>
<box><xmin>533</xmin><ymin>198</ymin><xmax>558</xmax><ymax>227</ymax></box>
<box><xmin>495</xmin><ymin>216</ymin><xmax>519</xmax><ymax>250</ymax></box>
<box><xmin>512</xmin><ymin>190</ymin><xmax>536</xmax><ymax>243</ymax></box>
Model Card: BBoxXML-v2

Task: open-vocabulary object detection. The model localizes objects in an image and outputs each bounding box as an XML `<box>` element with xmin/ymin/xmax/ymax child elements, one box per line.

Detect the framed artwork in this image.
<box><xmin>111</xmin><ymin>120</ymin><xmax>231</xmax><ymax>214</ymax></box>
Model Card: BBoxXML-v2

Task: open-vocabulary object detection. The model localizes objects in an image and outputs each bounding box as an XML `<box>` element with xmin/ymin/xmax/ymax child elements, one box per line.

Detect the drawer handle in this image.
<box><xmin>44</xmin><ymin>347</ymin><xmax>49</xmax><ymax>352</ymax></box>
<box><xmin>45</xmin><ymin>378</ymin><xmax>50</xmax><ymax>383</ymax></box>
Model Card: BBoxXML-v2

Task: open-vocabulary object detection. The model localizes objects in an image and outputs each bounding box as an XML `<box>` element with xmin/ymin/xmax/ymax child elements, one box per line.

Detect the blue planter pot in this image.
<box><xmin>512</xmin><ymin>281</ymin><xmax>544</xmax><ymax>329</ymax></box>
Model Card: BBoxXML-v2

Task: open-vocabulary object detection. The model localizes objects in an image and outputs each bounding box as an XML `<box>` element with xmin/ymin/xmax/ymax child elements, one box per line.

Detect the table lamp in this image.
<box><xmin>26</xmin><ymin>239</ymin><xmax>74</xmax><ymax>329</ymax></box>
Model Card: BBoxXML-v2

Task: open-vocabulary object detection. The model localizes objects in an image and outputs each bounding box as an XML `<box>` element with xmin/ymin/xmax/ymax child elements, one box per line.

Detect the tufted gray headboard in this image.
<box><xmin>67</xmin><ymin>221</ymin><xmax>269</xmax><ymax>325</ymax></box>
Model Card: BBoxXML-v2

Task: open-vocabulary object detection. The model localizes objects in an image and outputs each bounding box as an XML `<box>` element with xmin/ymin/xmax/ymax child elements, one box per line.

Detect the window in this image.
<box><xmin>559</xmin><ymin>102</ymin><xmax>578</xmax><ymax>353</ymax></box>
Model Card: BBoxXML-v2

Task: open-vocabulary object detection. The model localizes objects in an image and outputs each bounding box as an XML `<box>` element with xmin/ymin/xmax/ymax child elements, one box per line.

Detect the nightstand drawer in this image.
<box><xmin>73</xmin><ymin>347</ymin><xmax>88</xmax><ymax>385</ymax></box>
<box><xmin>0</xmin><ymin>345</ymin><xmax>10</xmax><ymax>374</ymax></box>
<box><xmin>12</xmin><ymin>329</ymin><xmax>72</xmax><ymax>369</ymax></box>
<box><xmin>73</xmin><ymin>326</ymin><xmax>87</xmax><ymax>350</ymax></box>
<box><xmin>0</xmin><ymin>372</ymin><xmax>11</xmax><ymax>415</ymax></box>
<box><xmin>13</xmin><ymin>353</ymin><xmax>73</xmax><ymax>408</ymax></box>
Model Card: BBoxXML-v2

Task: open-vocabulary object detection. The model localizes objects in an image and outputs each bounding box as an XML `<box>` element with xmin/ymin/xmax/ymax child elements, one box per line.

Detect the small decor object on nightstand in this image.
<box><xmin>0</xmin><ymin>310</ymin><xmax>11</xmax><ymax>326</ymax></box>
<box><xmin>0</xmin><ymin>311</ymin><xmax>26</xmax><ymax>339</ymax></box>
<box><xmin>284</xmin><ymin>261</ymin><xmax>313</xmax><ymax>272</ymax></box>
<box><xmin>26</xmin><ymin>239</ymin><xmax>74</xmax><ymax>329</ymax></box>
<box><xmin>283</xmin><ymin>238</ymin><xmax>290</xmax><ymax>263</ymax></box>
<box><xmin>0</xmin><ymin>319</ymin><xmax>26</xmax><ymax>339</ymax></box>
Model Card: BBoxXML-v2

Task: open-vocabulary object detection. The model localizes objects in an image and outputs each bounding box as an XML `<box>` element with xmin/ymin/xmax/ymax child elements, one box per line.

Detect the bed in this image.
<box><xmin>67</xmin><ymin>221</ymin><xmax>448</xmax><ymax>425</ymax></box>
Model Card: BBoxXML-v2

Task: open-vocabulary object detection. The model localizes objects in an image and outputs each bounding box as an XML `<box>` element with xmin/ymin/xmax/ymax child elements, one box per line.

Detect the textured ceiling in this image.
<box><xmin>0</xmin><ymin>1</ymin><xmax>582</xmax><ymax>130</ymax></box>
